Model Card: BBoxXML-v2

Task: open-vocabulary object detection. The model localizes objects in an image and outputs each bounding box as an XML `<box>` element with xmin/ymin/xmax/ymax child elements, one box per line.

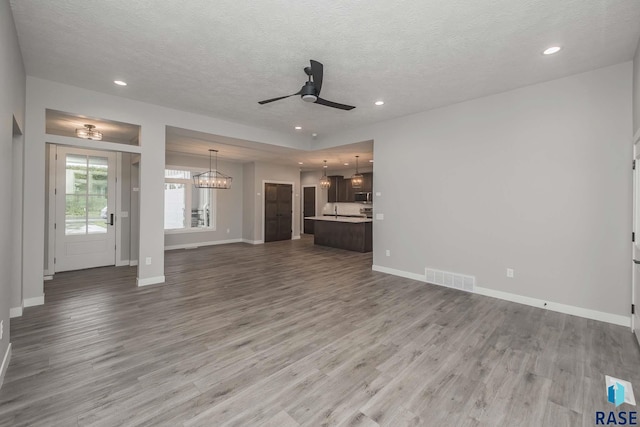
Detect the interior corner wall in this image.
<box><xmin>1</xmin><ymin>0</ymin><xmax>26</xmax><ymax>379</ymax></box>
<box><xmin>634</xmin><ymin>38</ymin><xmax>640</xmax><ymax>137</ymax></box>
<box><xmin>323</xmin><ymin>62</ymin><xmax>633</xmax><ymax>319</ymax></box>
<box><xmin>164</xmin><ymin>153</ymin><xmax>243</xmax><ymax>248</ymax></box>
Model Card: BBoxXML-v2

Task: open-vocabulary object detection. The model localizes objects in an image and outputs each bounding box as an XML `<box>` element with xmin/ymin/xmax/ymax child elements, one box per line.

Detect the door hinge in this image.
<box><xmin>634</xmin><ymin>160</ymin><xmax>636</xmax><ymax>170</ymax></box>
<box><xmin>54</xmin><ymin>188</ymin><xmax>57</xmax><ymax>195</ymax></box>
<box><xmin>633</xmin><ymin>232</ymin><xmax>636</xmax><ymax>243</ymax></box>
<box><xmin>54</xmin><ymin>223</ymin><xmax>56</xmax><ymax>230</ymax></box>
<box><xmin>54</xmin><ymin>257</ymin><xmax>56</xmax><ymax>264</ymax></box>
<box><xmin>633</xmin><ymin>304</ymin><xmax>636</xmax><ymax>315</ymax></box>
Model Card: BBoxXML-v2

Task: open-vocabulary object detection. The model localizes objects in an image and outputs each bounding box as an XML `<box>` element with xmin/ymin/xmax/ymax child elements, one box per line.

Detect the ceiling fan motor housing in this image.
<box><xmin>301</xmin><ymin>82</ymin><xmax>317</xmax><ymax>102</ymax></box>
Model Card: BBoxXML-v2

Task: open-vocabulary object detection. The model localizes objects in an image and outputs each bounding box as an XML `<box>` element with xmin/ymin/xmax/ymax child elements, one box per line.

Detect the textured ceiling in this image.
<box><xmin>10</xmin><ymin>0</ymin><xmax>640</xmax><ymax>139</ymax></box>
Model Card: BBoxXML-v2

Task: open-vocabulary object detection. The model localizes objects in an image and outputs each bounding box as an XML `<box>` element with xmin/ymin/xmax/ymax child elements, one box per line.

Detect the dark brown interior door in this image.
<box><xmin>264</xmin><ymin>183</ymin><xmax>293</xmax><ymax>242</ymax></box>
<box><xmin>303</xmin><ymin>186</ymin><xmax>316</xmax><ymax>234</ymax></box>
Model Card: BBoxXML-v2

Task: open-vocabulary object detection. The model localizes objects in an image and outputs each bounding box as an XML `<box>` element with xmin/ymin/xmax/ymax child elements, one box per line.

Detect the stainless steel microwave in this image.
<box><xmin>354</xmin><ymin>192</ymin><xmax>372</xmax><ymax>203</ymax></box>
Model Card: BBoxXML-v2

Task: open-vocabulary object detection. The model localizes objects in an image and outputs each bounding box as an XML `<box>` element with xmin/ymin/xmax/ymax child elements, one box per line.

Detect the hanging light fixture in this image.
<box><xmin>193</xmin><ymin>149</ymin><xmax>233</xmax><ymax>189</ymax></box>
<box><xmin>320</xmin><ymin>160</ymin><xmax>331</xmax><ymax>189</ymax></box>
<box><xmin>76</xmin><ymin>124</ymin><xmax>103</xmax><ymax>141</ymax></box>
<box><xmin>351</xmin><ymin>155</ymin><xmax>363</xmax><ymax>189</ymax></box>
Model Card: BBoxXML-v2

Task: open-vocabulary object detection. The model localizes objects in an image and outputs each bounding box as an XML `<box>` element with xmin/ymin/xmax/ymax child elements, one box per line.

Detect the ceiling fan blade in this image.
<box><xmin>310</xmin><ymin>60</ymin><xmax>323</xmax><ymax>96</ymax></box>
<box><xmin>258</xmin><ymin>91</ymin><xmax>301</xmax><ymax>105</ymax></box>
<box><xmin>315</xmin><ymin>97</ymin><xmax>355</xmax><ymax>110</ymax></box>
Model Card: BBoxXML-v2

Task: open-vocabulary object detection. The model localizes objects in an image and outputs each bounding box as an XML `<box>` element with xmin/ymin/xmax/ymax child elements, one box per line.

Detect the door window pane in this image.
<box><xmin>65</xmin><ymin>154</ymin><xmax>109</xmax><ymax>235</ymax></box>
<box><xmin>65</xmin><ymin>194</ymin><xmax>87</xmax><ymax>234</ymax></box>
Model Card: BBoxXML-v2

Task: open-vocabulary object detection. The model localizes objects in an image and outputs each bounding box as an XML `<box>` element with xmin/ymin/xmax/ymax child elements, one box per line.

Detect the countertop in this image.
<box><xmin>305</xmin><ymin>216</ymin><xmax>373</xmax><ymax>223</ymax></box>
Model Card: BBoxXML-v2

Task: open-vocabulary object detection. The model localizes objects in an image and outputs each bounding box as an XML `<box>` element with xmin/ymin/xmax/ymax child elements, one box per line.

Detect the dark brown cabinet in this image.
<box><xmin>264</xmin><ymin>183</ymin><xmax>292</xmax><ymax>242</ymax></box>
<box><xmin>326</xmin><ymin>173</ymin><xmax>373</xmax><ymax>202</ymax></box>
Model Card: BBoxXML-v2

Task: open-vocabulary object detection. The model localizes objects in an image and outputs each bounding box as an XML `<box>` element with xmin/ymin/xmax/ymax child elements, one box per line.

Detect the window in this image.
<box><xmin>164</xmin><ymin>168</ymin><xmax>216</xmax><ymax>231</ymax></box>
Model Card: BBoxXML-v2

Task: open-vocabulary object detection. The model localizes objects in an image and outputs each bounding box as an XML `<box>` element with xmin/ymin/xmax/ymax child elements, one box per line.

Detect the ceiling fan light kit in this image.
<box><xmin>193</xmin><ymin>149</ymin><xmax>233</xmax><ymax>189</ymax></box>
<box><xmin>258</xmin><ymin>60</ymin><xmax>355</xmax><ymax>110</ymax></box>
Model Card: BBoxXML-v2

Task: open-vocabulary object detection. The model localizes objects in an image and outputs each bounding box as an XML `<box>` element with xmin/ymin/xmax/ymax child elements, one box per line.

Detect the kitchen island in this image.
<box><xmin>305</xmin><ymin>216</ymin><xmax>373</xmax><ymax>252</ymax></box>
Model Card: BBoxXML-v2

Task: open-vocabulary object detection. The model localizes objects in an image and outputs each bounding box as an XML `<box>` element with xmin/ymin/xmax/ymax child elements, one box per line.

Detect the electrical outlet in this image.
<box><xmin>145</xmin><ymin>257</ymin><xmax>152</xmax><ymax>265</ymax></box>
<box><xmin>0</xmin><ymin>320</ymin><xmax>3</xmax><ymax>340</ymax></box>
<box><xmin>385</xmin><ymin>249</ymin><xmax>391</xmax><ymax>257</ymax></box>
<box><xmin>506</xmin><ymin>268</ymin><xmax>514</xmax><ymax>278</ymax></box>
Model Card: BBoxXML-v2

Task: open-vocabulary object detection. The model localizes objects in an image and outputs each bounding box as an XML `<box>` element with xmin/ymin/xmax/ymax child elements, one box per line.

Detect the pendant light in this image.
<box><xmin>76</xmin><ymin>124</ymin><xmax>103</xmax><ymax>141</ymax></box>
<box><xmin>320</xmin><ymin>160</ymin><xmax>331</xmax><ymax>189</ymax></box>
<box><xmin>351</xmin><ymin>155</ymin><xmax>363</xmax><ymax>189</ymax></box>
<box><xmin>193</xmin><ymin>149</ymin><xmax>233</xmax><ymax>189</ymax></box>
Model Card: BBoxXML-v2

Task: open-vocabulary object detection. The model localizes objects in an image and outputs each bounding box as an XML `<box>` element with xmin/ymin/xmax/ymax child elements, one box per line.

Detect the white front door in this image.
<box><xmin>55</xmin><ymin>147</ymin><xmax>116</xmax><ymax>272</ymax></box>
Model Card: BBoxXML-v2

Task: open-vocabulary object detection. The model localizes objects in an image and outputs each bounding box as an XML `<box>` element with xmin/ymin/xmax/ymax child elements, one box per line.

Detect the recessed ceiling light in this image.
<box><xmin>543</xmin><ymin>46</ymin><xmax>561</xmax><ymax>55</ymax></box>
<box><xmin>374</xmin><ymin>101</ymin><xmax>384</xmax><ymax>106</ymax></box>
<box><xmin>114</xmin><ymin>80</ymin><xmax>127</xmax><ymax>86</ymax></box>
<box><xmin>312</xmin><ymin>133</ymin><xmax>318</xmax><ymax>137</ymax></box>
<box><xmin>294</xmin><ymin>126</ymin><xmax>302</xmax><ymax>130</ymax></box>
<box><xmin>344</xmin><ymin>163</ymin><xmax>349</xmax><ymax>166</ymax></box>
<box><xmin>298</xmin><ymin>162</ymin><xmax>303</xmax><ymax>165</ymax></box>
<box><xmin>369</xmin><ymin>159</ymin><xmax>374</xmax><ymax>163</ymax></box>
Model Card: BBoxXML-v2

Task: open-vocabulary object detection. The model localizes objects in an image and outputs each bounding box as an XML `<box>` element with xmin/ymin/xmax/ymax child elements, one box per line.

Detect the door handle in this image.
<box><xmin>110</xmin><ymin>213</ymin><xmax>114</xmax><ymax>226</ymax></box>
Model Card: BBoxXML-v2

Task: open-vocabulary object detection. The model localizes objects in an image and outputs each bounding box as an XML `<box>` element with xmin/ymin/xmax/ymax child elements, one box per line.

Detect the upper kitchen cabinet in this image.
<box><xmin>327</xmin><ymin>173</ymin><xmax>373</xmax><ymax>202</ymax></box>
<box><xmin>362</xmin><ymin>173</ymin><xmax>373</xmax><ymax>193</ymax></box>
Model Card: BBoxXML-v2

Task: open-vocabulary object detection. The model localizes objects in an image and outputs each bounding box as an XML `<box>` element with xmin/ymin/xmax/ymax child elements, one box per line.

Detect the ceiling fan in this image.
<box><xmin>258</xmin><ymin>60</ymin><xmax>355</xmax><ymax>111</ymax></box>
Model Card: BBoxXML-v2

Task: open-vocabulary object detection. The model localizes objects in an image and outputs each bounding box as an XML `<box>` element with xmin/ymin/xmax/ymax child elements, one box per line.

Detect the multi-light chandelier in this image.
<box><xmin>351</xmin><ymin>155</ymin><xmax>363</xmax><ymax>189</ymax></box>
<box><xmin>320</xmin><ymin>160</ymin><xmax>331</xmax><ymax>189</ymax></box>
<box><xmin>192</xmin><ymin>149</ymin><xmax>233</xmax><ymax>189</ymax></box>
<box><xmin>76</xmin><ymin>124</ymin><xmax>103</xmax><ymax>141</ymax></box>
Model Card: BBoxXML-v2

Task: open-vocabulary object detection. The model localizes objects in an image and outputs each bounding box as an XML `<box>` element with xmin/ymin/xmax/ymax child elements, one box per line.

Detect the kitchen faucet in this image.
<box><xmin>334</xmin><ymin>206</ymin><xmax>338</xmax><ymax>218</ymax></box>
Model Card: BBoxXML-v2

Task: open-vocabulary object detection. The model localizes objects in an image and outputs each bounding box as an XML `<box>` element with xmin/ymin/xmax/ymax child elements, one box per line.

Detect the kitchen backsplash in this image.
<box><xmin>321</xmin><ymin>202</ymin><xmax>369</xmax><ymax>217</ymax></box>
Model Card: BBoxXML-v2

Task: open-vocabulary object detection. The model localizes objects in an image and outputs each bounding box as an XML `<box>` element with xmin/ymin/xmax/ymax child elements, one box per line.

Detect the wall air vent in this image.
<box><xmin>425</xmin><ymin>267</ymin><xmax>475</xmax><ymax>292</ymax></box>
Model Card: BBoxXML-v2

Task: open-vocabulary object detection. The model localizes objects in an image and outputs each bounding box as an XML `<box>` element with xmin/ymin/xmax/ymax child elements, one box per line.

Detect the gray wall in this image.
<box><xmin>242</xmin><ymin>162</ymin><xmax>256</xmax><ymax>242</ymax></box>
<box><xmin>1</xmin><ymin>0</ymin><xmax>26</xmax><ymax>378</ymax></box>
<box><xmin>164</xmin><ymin>152</ymin><xmax>243</xmax><ymax>248</ymax></box>
<box><xmin>314</xmin><ymin>62</ymin><xmax>633</xmax><ymax>318</ymax></box>
<box><xmin>634</xmin><ymin>38</ymin><xmax>640</xmax><ymax>137</ymax></box>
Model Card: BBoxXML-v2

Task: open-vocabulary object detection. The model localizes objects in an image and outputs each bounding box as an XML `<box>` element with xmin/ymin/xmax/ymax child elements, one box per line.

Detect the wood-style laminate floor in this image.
<box><xmin>1</xmin><ymin>236</ymin><xmax>639</xmax><ymax>426</ymax></box>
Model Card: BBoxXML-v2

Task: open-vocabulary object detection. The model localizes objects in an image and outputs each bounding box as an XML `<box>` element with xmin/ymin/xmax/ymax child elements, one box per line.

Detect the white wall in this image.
<box><xmin>23</xmin><ymin>77</ymin><xmax>303</xmax><ymax>297</ymax></box>
<box><xmin>0</xmin><ymin>0</ymin><xmax>26</xmax><ymax>383</ymax></box>
<box><xmin>314</xmin><ymin>62</ymin><xmax>633</xmax><ymax>321</ymax></box>
<box><xmin>242</xmin><ymin>162</ymin><xmax>256</xmax><ymax>242</ymax></box>
<box><xmin>164</xmin><ymin>152</ymin><xmax>243</xmax><ymax>248</ymax></box>
<box><xmin>634</xmin><ymin>38</ymin><xmax>640</xmax><ymax>137</ymax></box>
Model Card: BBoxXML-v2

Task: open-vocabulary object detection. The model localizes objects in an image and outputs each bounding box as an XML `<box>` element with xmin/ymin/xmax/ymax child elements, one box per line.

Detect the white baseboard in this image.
<box><xmin>43</xmin><ymin>275</ymin><xmax>53</xmax><ymax>281</ymax></box>
<box><xmin>474</xmin><ymin>286</ymin><xmax>630</xmax><ymax>327</ymax></box>
<box><xmin>9</xmin><ymin>306</ymin><xmax>23</xmax><ymax>318</ymax></box>
<box><xmin>116</xmin><ymin>259</ymin><xmax>130</xmax><ymax>267</ymax></box>
<box><xmin>24</xmin><ymin>295</ymin><xmax>44</xmax><ymax>308</ymax></box>
<box><xmin>373</xmin><ymin>264</ymin><xmax>630</xmax><ymax>327</ymax></box>
<box><xmin>372</xmin><ymin>265</ymin><xmax>427</xmax><ymax>282</ymax></box>
<box><xmin>292</xmin><ymin>235</ymin><xmax>301</xmax><ymax>240</ymax></box>
<box><xmin>0</xmin><ymin>343</ymin><xmax>11</xmax><ymax>390</ymax></box>
<box><xmin>164</xmin><ymin>239</ymin><xmax>242</xmax><ymax>251</ymax></box>
<box><xmin>137</xmin><ymin>275</ymin><xmax>165</xmax><ymax>287</ymax></box>
<box><xmin>129</xmin><ymin>260</ymin><xmax>139</xmax><ymax>266</ymax></box>
<box><xmin>242</xmin><ymin>239</ymin><xmax>264</xmax><ymax>245</ymax></box>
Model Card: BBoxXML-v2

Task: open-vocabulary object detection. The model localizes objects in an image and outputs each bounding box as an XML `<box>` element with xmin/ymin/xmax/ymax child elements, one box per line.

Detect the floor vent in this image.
<box><xmin>425</xmin><ymin>268</ymin><xmax>475</xmax><ymax>292</ymax></box>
